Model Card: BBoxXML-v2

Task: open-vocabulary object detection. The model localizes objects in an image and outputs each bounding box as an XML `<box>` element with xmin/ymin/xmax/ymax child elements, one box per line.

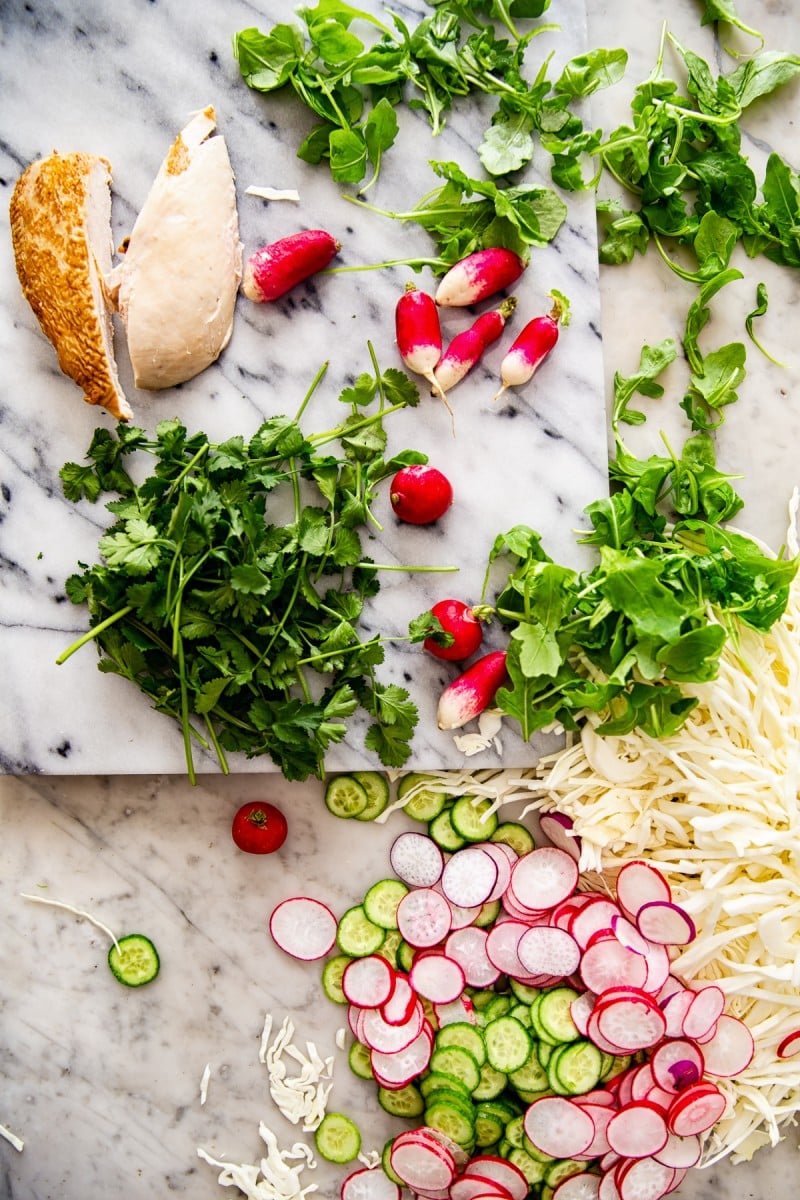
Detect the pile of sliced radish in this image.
<box><xmin>269</xmin><ymin>832</ymin><xmax>755</xmax><ymax>1200</ymax></box>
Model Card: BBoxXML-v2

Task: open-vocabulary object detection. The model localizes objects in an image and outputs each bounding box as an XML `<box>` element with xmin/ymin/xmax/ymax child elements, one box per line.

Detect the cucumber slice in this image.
<box><xmin>419</xmin><ymin>1072</ymin><xmax>473</xmax><ymax>1102</ymax></box>
<box><xmin>107</xmin><ymin>934</ymin><xmax>159</xmax><ymax>987</ymax></box>
<box><xmin>376</xmin><ymin>927</ymin><xmax>403</xmax><ymax>968</ymax></box>
<box><xmin>434</xmin><ymin>1020</ymin><xmax>488</xmax><ymax>1067</ymax></box>
<box><xmin>509</xmin><ymin>1052</ymin><xmax>549</xmax><ymax>1095</ymax></box>
<box><xmin>321</xmin><ymin>954</ymin><xmax>352</xmax><ymax>1005</ymax></box>
<box><xmin>507</xmin><ymin>1147</ymin><xmax>548</xmax><ymax>1186</ymax></box>
<box><xmin>484</xmin><ymin>1015</ymin><xmax>533</xmax><ymax>1073</ymax></box>
<box><xmin>424</xmin><ymin>1096</ymin><xmax>476</xmax><ymax>1148</ymax></box>
<box><xmin>547</xmin><ymin>1039</ymin><xmax>604</xmax><ymax>1096</ymax></box>
<box><xmin>363</xmin><ymin>878</ymin><xmax>409</xmax><ymax>930</ymax></box>
<box><xmin>381</xmin><ymin>1138</ymin><xmax>405</xmax><ymax>1186</ymax></box>
<box><xmin>472</xmin><ymin>1061</ymin><xmax>507</xmax><ymax>1101</ymax></box>
<box><xmin>429</xmin><ymin>1045</ymin><xmax>482</xmax><ymax>1093</ymax></box>
<box><xmin>348</xmin><ymin>1039</ymin><xmax>373</xmax><ymax>1081</ymax></box>
<box><xmin>377</xmin><ymin>1083</ymin><xmax>424</xmax><ymax>1118</ymax></box>
<box><xmin>450</xmin><ymin>794</ymin><xmax>498</xmax><ymax>841</ymax></box>
<box><xmin>428</xmin><ymin>807</ymin><xmax>467</xmax><ymax>851</ymax></box>
<box><xmin>325</xmin><ymin>775</ymin><xmax>368</xmax><ymax>819</ymax></box>
<box><xmin>352</xmin><ymin>771</ymin><xmax>390</xmax><ymax>821</ymax></box>
<box><xmin>536</xmin><ymin>986</ymin><xmax>581</xmax><ymax>1044</ymax></box>
<box><xmin>544</xmin><ymin>1158</ymin><xmax>587</xmax><ymax>1188</ymax></box>
<box><xmin>397</xmin><ymin>773</ymin><xmax>451</xmax><ymax>821</ymax></box>
<box><xmin>336</xmin><ymin>905</ymin><xmax>385</xmax><ymax>957</ymax></box>
<box><xmin>314</xmin><ymin>1112</ymin><xmax>361</xmax><ymax>1163</ymax></box>
<box><xmin>490</xmin><ymin>821</ymin><xmax>535</xmax><ymax>856</ymax></box>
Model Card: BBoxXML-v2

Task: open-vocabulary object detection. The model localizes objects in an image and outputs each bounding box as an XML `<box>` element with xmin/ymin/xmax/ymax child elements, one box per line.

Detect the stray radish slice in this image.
<box><xmin>682</xmin><ymin>985</ymin><xmax>725</xmax><ymax>1041</ymax></box>
<box><xmin>615</xmin><ymin>862</ymin><xmax>672</xmax><ymax>920</ymax></box>
<box><xmin>445</xmin><ymin>925</ymin><xmax>501</xmax><ymax>988</ymax></box>
<box><xmin>650</xmin><ymin>1040</ymin><xmax>704</xmax><ymax>1094</ymax></box>
<box><xmin>341</xmin><ymin>1166</ymin><xmax>403</xmax><ymax>1200</ymax></box>
<box><xmin>777</xmin><ymin>1028</ymin><xmax>800</xmax><ymax>1058</ymax></box>
<box><xmin>462</xmin><ymin>1156</ymin><xmax>528</xmax><ymax>1200</ymax></box>
<box><xmin>433</xmin><ymin>298</ymin><xmax>517</xmax><ymax>393</ymax></box>
<box><xmin>390</xmin><ymin>833</ymin><xmax>444</xmax><ymax>889</ymax></box>
<box><xmin>594</xmin><ymin>995</ymin><xmax>667</xmax><ymax>1053</ymax></box>
<box><xmin>269</xmin><ymin>896</ymin><xmax>337</xmax><ymax>960</ymax></box>
<box><xmin>635</xmin><ymin>901</ymin><xmax>696</xmax><ymax>947</ymax></box>
<box><xmin>606</xmin><ymin>1104</ymin><xmax>668</xmax><ymax>1160</ymax></box>
<box><xmin>409</xmin><ymin>953</ymin><xmax>465</xmax><ymax>1004</ymax></box>
<box><xmin>441</xmin><ymin>846</ymin><xmax>499</xmax><ymax>909</ymax></box>
<box><xmin>553</xmin><ymin>1173</ymin><xmax>601</xmax><ymax>1199</ymax></box>
<box><xmin>493</xmin><ymin>292</ymin><xmax>569</xmax><ymax>401</ymax></box>
<box><xmin>342</xmin><ymin>955</ymin><xmax>396</xmax><ymax>1008</ymax></box>
<box><xmin>509</xmin><ymin>846</ymin><xmax>580</xmax><ymax>912</ymax></box>
<box><xmin>437</xmin><ymin>651</ymin><xmax>508</xmax><ymax>731</ymax></box>
<box><xmin>523</xmin><ymin>1096</ymin><xmax>596</xmax><ymax>1160</ymax></box>
<box><xmin>395</xmin><ymin>283</ymin><xmax>444</xmax><ymax>398</ymax></box>
<box><xmin>396</xmin><ymin>888</ymin><xmax>453</xmax><ymax>948</ymax></box>
<box><xmin>666</xmin><ymin>1083</ymin><xmax>727</xmax><ymax>1136</ymax></box>
<box><xmin>694</xmin><ymin>1013</ymin><xmax>755</xmax><ymax>1078</ymax></box>
<box><xmin>539</xmin><ymin>811</ymin><xmax>582</xmax><ymax>863</ymax></box>
<box><xmin>516</xmin><ymin>925</ymin><xmax>581</xmax><ymax>979</ymax></box>
<box><xmin>434</xmin><ymin>248</ymin><xmax>525</xmax><ymax>307</ymax></box>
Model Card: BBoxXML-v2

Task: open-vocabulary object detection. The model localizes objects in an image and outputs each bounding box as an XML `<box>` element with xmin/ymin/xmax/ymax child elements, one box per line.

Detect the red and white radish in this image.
<box><xmin>437</xmin><ymin>650</ymin><xmax>508</xmax><ymax>730</ymax></box>
<box><xmin>242</xmin><ymin>229</ymin><xmax>339</xmax><ymax>302</ymax></box>
<box><xmin>778</xmin><ymin>1028</ymin><xmax>800</xmax><ymax>1059</ymax></box>
<box><xmin>433</xmin><ymin>298</ymin><xmax>517</xmax><ymax>393</ymax></box>
<box><xmin>395</xmin><ymin>283</ymin><xmax>445</xmax><ymax>396</ymax></box>
<box><xmin>423</xmin><ymin>598</ymin><xmax>485</xmax><ymax>662</ymax></box>
<box><xmin>390</xmin><ymin>463</ymin><xmax>453</xmax><ymax>525</ymax></box>
<box><xmin>389</xmin><ymin>831</ymin><xmax>444</xmax><ymax>889</ymax></box>
<box><xmin>435</xmin><ymin>248</ymin><xmax>526</xmax><ymax>307</ymax></box>
<box><xmin>493</xmin><ymin>291</ymin><xmax>570</xmax><ymax>401</ymax></box>
<box><xmin>268</xmin><ymin>895</ymin><xmax>337</xmax><ymax>960</ymax></box>
<box><xmin>523</xmin><ymin>1096</ymin><xmax>596</xmax><ymax>1159</ymax></box>
<box><xmin>539</xmin><ymin>810</ymin><xmax>582</xmax><ymax>863</ymax></box>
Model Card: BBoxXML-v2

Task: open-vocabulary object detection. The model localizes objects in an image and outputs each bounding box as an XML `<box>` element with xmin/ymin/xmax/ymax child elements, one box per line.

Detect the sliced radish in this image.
<box><xmin>450</xmin><ymin>1177</ymin><xmax>513</xmax><ymax>1200</ymax></box>
<box><xmin>409</xmin><ymin>953</ymin><xmax>466</xmax><ymax>1004</ymax></box>
<box><xmin>510</xmin><ymin>846</ymin><xmax>580</xmax><ymax>912</ymax></box>
<box><xmin>371</xmin><ymin>1025</ymin><xmax>433</xmax><ymax>1087</ymax></box>
<box><xmin>655</xmin><ymin>975</ymin><xmax>685</xmax><ymax>1006</ymax></box>
<box><xmin>552</xmin><ymin>1173</ymin><xmax>601</xmax><ymax>1199</ymax></box>
<box><xmin>695</xmin><ymin>1012</ymin><xmax>755</xmax><ymax>1077</ymax></box>
<box><xmin>517</xmin><ymin>925</ymin><xmax>581</xmax><ymax>979</ymax></box>
<box><xmin>640</xmin><ymin>942</ymin><xmax>671</xmax><ymax>995</ymax></box>
<box><xmin>551</xmin><ymin>894</ymin><xmax>594</xmax><ymax>931</ymax></box>
<box><xmin>478</xmin><ymin>842</ymin><xmax>514</xmax><ymax>901</ymax></box>
<box><xmin>777</xmin><ymin>1028</ymin><xmax>800</xmax><ymax>1058</ymax></box>
<box><xmin>610</xmin><ymin>914</ymin><xmax>651</xmax><ymax>958</ymax></box>
<box><xmin>382</xmin><ymin>974</ymin><xmax>417</xmax><ymax>1025</ymax></box>
<box><xmin>485</xmin><ymin>920</ymin><xmax>530</xmax><ymax>977</ymax></box>
<box><xmin>666</xmin><ymin>1082</ymin><xmax>726</xmax><ymax>1136</ymax></box>
<box><xmin>635</xmin><ymin>901</ymin><xmax>696</xmax><ymax>947</ymax></box>
<box><xmin>539</xmin><ymin>811</ymin><xmax>582</xmax><ymax>862</ymax></box>
<box><xmin>570</xmin><ymin>900</ymin><xmax>622</xmax><ymax>950</ymax></box>
<box><xmin>615</xmin><ymin>1156</ymin><xmax>676</xmax><ymax>1200</ymax></box>
<box><xmin>651</xmin><ymin>1040</ymin><xmax>704</xmax><ymax>1094</ymax></box>
<box><xmin>462</xmin><ymin>1156</ymin><xmax>528</xmax><ymax>1200</ymax></box>
<box><xmin>396</xmin><ymin>888</ymin><xmax>452</xmax><ymax>948</ymax></box>
<box><xmin>434</xmin><ymin>993</ymin><xmax>477</xmax><ymax>1027</ymax></box>
<box><xmin>570</xmin><ymin>989</ymin><xmax>596</xmax><ymax>1037</ymax></box>
<box><xmin>269</xmin><ymin>896</ymin><xmax>337</xmax><ymax>960</ymax></box>
<box><xmin>661</xmin><ymin>989</ymin><xmax>694</xmax><ymax>1039</ymax></box>
<box><xmin>523</xmin><ymin>1096</ymin><xmax>596</xmax><ymax>1160</ymax></box>
<box><xmin>598</xmin><ymin>1170</ymin><xmax>622</xmax><ymax>1200</ymax></box>
<box><xmin>501</xmin><ymin>885</ymin><xmax>547</xmax><ymax>921</ymax></box>
<box><xmin>342</xmin><ymin>955</ymin><xmax>396</xmax><ymax>1008</ymax></box>
<box><xmin>448</xmin><ymin>900</ymin><xmax>485</xmax><ymax>931</ymax></box>
<box><xmin>575</xmin><ymin>1090</ymin><xmax>617</xmax><ymax>1110</ymax></box>
<box><xmin>389</xmin><ymin>1134</ymin><xmax>455</xmax><ymax>1194</ymax></box>
<box><xmin>607</xmin><ymin>1103</ymin><xmax>668</xmax><ymax>1159</ymax></box>
<box><xmin>390</xmin><ymin>833</ymin><xmax>444</xmax><ymax>889</ymax></box>
<box><xmin>580</xmin><ymin>938</ymin><xmax>650</xmax><ymax>995</ymax></box>
<box><xmin>653</xmin><ymin>1131</ymin><xmax>701</xmax><ymax>1170</ymax></box>
<box><xmin>441</xmin><ymin>846</ymin><xmax>499</xmax><ymax>909</ymax></box>
<box><xmin>682</xmin><ymin>984</ymin><xmax>725</xmax><ymax>1041</ymax></box>
<box><xmin>362</xmin><ymin>1002</ymin><xmax>424</xmax><ymax>1053</ymax></box>
<box><xmin>615</xmin><ymin>862</ymin><xmax>672</xmax><ymax>919</ymax></box>
<box><xmin>594</xmin><ymin>995</ymin><xmax>667</xmax><ymax>1053</ymax></box>
<box><xmin>580</xmin><ymin>1103</ymin><xmax>615</xmax><ymax>1157</ymax></box>
<box><xmin>341</xmin><ymin>1166</ymin><xmax>403</xmax><ymax>1200</ymax></box>
<box><xmin>445</xmin><ymin>926</ymin><xmax>501</xmax><ymax>988</ymax></box>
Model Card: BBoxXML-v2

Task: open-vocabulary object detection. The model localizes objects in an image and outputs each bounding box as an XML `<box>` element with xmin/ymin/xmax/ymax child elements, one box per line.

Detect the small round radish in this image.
<box><xmin>435</xmin><ymin>248</ymin><xmax>526</xmax><ymax>307</ymax></box>
<box><xmin>269</xmin><ymin>896</ymin><xmax>337</xmax><ymax>960</ymax></box>
<box><xmin>433</xmin><ymin>298</ymin><xmax>517</xmax><ymax>392</ymax></box>
<box><xmin>437</xmin><ymin>650</ymin><xmax>508</xmax><ymax>730</ymax></box>
<box><xmin>242</xmin><ymin>229</ymin><xmax>339</xmax><ymax>301</ymax></box>
<box><xmin>493</xmin><ymin>292</ymin><xmax>569</xmax><ymax>401</ymax></box>
<box><xmin>423</xmin><ymin>598</ymin><xmax>485</xmax><ymax>661</ymax></box>
<box><xmin>395</xmin><ymin>283</ymin><xmax>444</xmax><ymax>395</ymax></box>
<box><xmin>390</xmin><ymin>464</ymin><xmax>453</xmax><ymax>525</ymax></box>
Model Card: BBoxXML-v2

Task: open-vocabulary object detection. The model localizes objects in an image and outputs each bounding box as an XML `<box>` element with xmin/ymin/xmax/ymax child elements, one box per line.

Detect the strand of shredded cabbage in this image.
<box><xmin>391</xmin><ymin>499</ymin><xmax>800</xmax><ymax>1167</ymax></box>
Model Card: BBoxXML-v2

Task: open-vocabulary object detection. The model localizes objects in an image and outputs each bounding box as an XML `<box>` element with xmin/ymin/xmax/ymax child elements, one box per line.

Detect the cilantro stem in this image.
<box><xmin>308</xmin><ymin>402</ymin><xmax>408</xmax><ymax>447</ymax></box>
<box><xmin>55</xmin><ymin>605</ymin><xmax>134</xmax><ymax>665</ymax></box>
<box><xmin>203</xmin><ymin>715</ymin><xmax>229</xmax><ymax>775</ymax></box>
<box><xmin>166</xmin><ymin>443</ymin><xmax>210</xmax><ymax>499</ymax></box>
<box><xmin>175</xmin><ymin>634</ymin><xmax>196</xmax><ymax>786</ymax></box>
<box><xmin>294</xmin><ymin>360</ymin><xmax>329</xmax><ymax>423</ymax></box>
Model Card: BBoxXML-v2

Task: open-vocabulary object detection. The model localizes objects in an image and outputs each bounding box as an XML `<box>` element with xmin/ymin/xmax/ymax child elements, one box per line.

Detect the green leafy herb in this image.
<box><xmin>57</xmin><ymin>351</ymin><xmax>431</xmax><ymax>783</ymax></box>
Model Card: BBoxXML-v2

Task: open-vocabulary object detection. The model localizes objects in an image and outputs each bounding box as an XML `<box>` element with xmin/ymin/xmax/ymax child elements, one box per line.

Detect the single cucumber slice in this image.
<box><xmin>509</xmin><ymin>1052</ymin><xmax>549</xmax><ymax>1095</ymax></box>
<box><xmin>450</xmin><ymin>794</ymin><xmax>498</xmax><ymax>841</ymax></box>
<box><xmin>474</xmin><ymin>1099</ymin><xmax>518</xmax><ymax>1148</ymax></box>
<box><xmin>491</xmin><ymin>821</ymin><xmax>535</xmax><ymax>856</ymax></box>
<box><xmin>382</xmin><ymin>1138</ymin><xmax>405</xmax><ymax>1186</ymax></box>
<box><xmin>348</xmin><ymin>1040</ymin><xmax>373</xmax><ymax>1081</ymax></box>
<box><xmin>363</xmin><ymin>878</ymin><xmax>409</xmax><ymax>930</ymax></box>
<box><xmin>336</xmin><ymin>905</ymin><xmax>385</xmax><ymax>957</ymax></box>
<box><xmin>536</xmin><ymin>986</ymin><xmax>581</xmax><ymax>1044</ymax></box>
<box><xmin>429</xmin><ymin>1045</ymin><xmax>482</xmax><ymax>1093</ymax></box>
<box><xmin>325</xmin><ymin>775</ymin><xmax>368</xmax><ymax>819</ymax></box>
<box><xmin>508</xmin><ymin>1147</ymin><xmax>548</xmax><ymax>1186</ymax></box>
<box><xmin>107</xmin><ymin>934</ymin><xmax>159</xmax><ymax>987</ymax></box>
<box><xmin>435</xmin><ymin>1020</ymin><xmax>488</xmax><ymax>1067</ymax></box>
<box><xmin>314</xmin><ymin>1112</ymin><xmax>361</xmax><ymax>1163</ymax></box>
<box><xmin>321</xmin><ymin>954</ymin><xmax>352</xmax><ymax>1005</ymax></box>
<box><xmin>397</xmin><ymin>773</ymin><xmax>452</xmax><ymax>821</ymax></box>
<box><xmin>472</xmin><ymin>1060</ymin><xmax>507</xmax><ymax>1101</ymax></box>
<box><xmin>424</xmin><ymin>1096</ymin><xmax>476</xmax><ymax>1148</ymax></box>
<box><xmin>377</xmin><ymin>1083</ymin><xmax>424</xmax><ymax>1118</ymax></box>
<box><xmin>544</xmin><ymin>1159</ymin><xmax>587</xmax><ymax>1188</ymax></box>
<box><xmin>376</xmin><ymin>927</ymin><xmax>403</xmax><ymax>968</ymax></box>
<box><xmin>484</xmin><ymin>1015</ymin><xmax>532</xmax><ymax>1073</ymax></box>
<box><xmin>547</xmin><ymin>1039</ymin><xmax>604</xmax><ymax>1096</ymax></box>
<box><xmin>428</xmin><ymin>807</ymin><xmax>467</xmax><ymax>851</ymax></box>
<box><xmin>352</xmin><ymin>771</ymin><xmax>390</xmax><ymax>821</ymax></box>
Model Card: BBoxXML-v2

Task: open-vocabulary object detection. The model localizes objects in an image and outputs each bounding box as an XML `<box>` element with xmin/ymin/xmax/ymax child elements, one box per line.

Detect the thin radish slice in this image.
<box><xmin>523</xmin><ymin>1096</ymin><xmax>596</xmax><ymax>1160</ymax></box>
<box><xmin>553</xmin><ymin>1174</ymin><xmax>601</xmax><ymax>1200</ymax></box>
<box><xmin>485</xmin><ymin>920</ymin><xmax>530</xmax><ymax>977</ymax></box>
<box><xmin>667</xmin><ymin>1083</ymin><xmax>727</xmax><ymax>1136</ymax></box>
<box><xmin>661</xmin><ymin>989</ymin><xmax>694</xmax><ymax>1039</ymax></box>
<box><xmin>539</xmin><ymin>811</ymin><xmax>582</xmax><ymax>862</ymax></box>
<box><xmin>382</xmin><ymin>974</ymin><xmax>417</xmax><ymax>1025</ymax></box>
<box><xmin>580</xmin><ymin>938</ymin><xmax>650</xmax><ymax>995</ymax></box>
<box><xmin>595</xmin><ymin>995</ymin><xmax>667</xmax><ymax>1053</ymax></box>
<box><xmin>441</xmin><ymin>846</ymin><xmax>499</xmax><ymax>909</ymax></box>
<box><xmin>580</xmin><ymin>1103</ymin><xmax>614</xmax><ymax>1157</ymax></box>
<box><xmin>598</xmin><ymin>1171</ymin><xmax>622</xmax><ymax>1200</ymax></box>
<box><xmin>509</xmin><ymin>846</ymin><xmax>580</xmax><ymax>912</ymax></box>
<box><xmin>362</xmin><ymin>1002</ymin><xmax>424</xmax><ymax>1053</ymax></box>
<box><xmin>450</xmin><ymin>1180</ymin><xmax>513</xmax><ymax>1200</ymax></box>
<box><xmin>607</xmin><ymin>1103</ymin><xmax>668</xmax><ymax>1159</ymax></box>
<box><xmin>651</xmin><ymin>1040</ymin><xmax>704</xmax><ymax>1094</ymax></box>
<box><xmin>570</xmin><ymin>900</ymin><xmax>622</xmax><ymax>950</ymax></box>
<box><xmin>615</xmin><ymin>1156</ymin><xmax>675</xmax><ymax>1200</ymax></box>
<box><xmin>389</xmin><ymin>1137</ymin><xmax>455</xmax><ymax>1194</ymax></box>
<box><xmin>445</xmin><ymin>926</ymin><xmax>501</xmax><ymax>988</ymax></box>
<box><xmin>635</xmin><ymin>901</ymin><xmax>696</xmax><ymax>947</ymax></box>
<box><xmin>640</xmin><ymin>942</ymin><xmax>671</xmax><ymax>995</ymax></box>
<box><xmin>390</xmin><ymin>833</ymin><xmax>444</xmax><ymax>889</ymax></box>
<box><xmin>501</xmin><ymin>886</ymin><xmax>547</xmax><ymax>921</ymax></box>
<box><xmin>682</xmin><ymin>984</ymin><xmax>725</xmax><ymax>1042</ymax></box>
<box><xmin>575</xmin><ymin>1090</ymin><xmax>617</xmax><ymax>1109</ymax></box>
<box><xmin>371</xmin><ymin>1026</ymin><xmax>433</xmax><ymax>1087</ymax></box>
<box><xmin>655</xmin><ymin>975</ymin><xmax>685</xmax><ymax>1006</ymax></box>
<box><xmin>611</xmin><ymin>915</ymin><xmax>651</xmax><ymax>958</ymax></box>
<box><xmin>551</xmin><ymin>894</ymin><xmax>594</xmax><ymax>931</ymax></box>
<box><xmin>462</xmin><ymin>1156</ymin><xmax>528</xmax><ymax>1200</ymax></box>
<box><xmin>269</xmin><ymin>896</ymin><xmax>337</xmax><ymax>961</ymax></box>
<box><xmin>478</xmin><ymin>842</ymin><xmax>514</xmax><ymax>902</ymax></box>
<box><xmin>587</xmin><ymin>1008</ymin><xmax>633</xmax><ymax>1057</ymax></box>
<box><xmin>517</xmin><ymin>925</ymin><xmax>581</xmax><ymax>978</ymax></box>
<box><xmin>396</xmin><ymin>888</ymin><xmax>452</xmax><ymax>948</ymax></box>
<box><xmin>629</xmin><ymin>1064</ymin><xmax>656</xmax><ymax>1103</ymax></box>
<box><xmin>341</xmin><ymin>1167</ymin><xmax>403</xmax><ymax>1200</ymax></box>
<box><xmin>570</xmin><ymin>990</ymin><xmax>596</xmax><ymax>1037</ymax></box>
<box><xmin>409</xmin><ymin>953</ymin><xmax>465</xmax><ymax>1004</ymax></box>
<box><xmin>434</xmin><ymin>993</ymin><xmax>477</xmax><ymax>1028</ymax></box>
<box><xmin>615</xmin><ymin>861</ymin><xmax>672</xmax><ymax>920</ymax></box>
<box><xmin>778</xmin><ymin>1029</ymin><xmax>800</xmax><ymax>1058</ymax></box>
<box><xmin>695</xmin><ymin>1012</ymin><xmax>755</xmax><ymax>1078</ymax></box>
<box><xmin>448</xmin><ymin>900</ymin><xmax>484</xmax><ymax>931</ymax></box>
<box><xmin>342</xmin><ymin>955</ymin><xmax>396</xmax><ymax>1008</ymax></box>
<box><xmin>653</xmin><ymin>1131</ymin><xmax>701</xmax><ymax>1170</ymax></box>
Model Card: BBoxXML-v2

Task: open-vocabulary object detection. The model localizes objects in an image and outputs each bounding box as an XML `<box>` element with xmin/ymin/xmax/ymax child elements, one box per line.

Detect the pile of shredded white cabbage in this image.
<box><xmin>395</xmin><ymin>515</ymin><xmax>800</xmax><ymax>1166</ymax></box>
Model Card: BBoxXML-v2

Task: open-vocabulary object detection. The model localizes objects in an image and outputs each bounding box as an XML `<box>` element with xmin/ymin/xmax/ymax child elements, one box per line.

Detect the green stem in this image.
<box><xmin>176</xmin><ymin>635</ymin><xmax>196</xmax><ymax>787</ymax></box>
<box><xmin>294</xmin><ymin>360</ymin><xmax>329</xmax><ymax>423</ymax></box>
<box><xmin>356</xmin><ymin>562</ymin><xmax>459</xmax><ymax>572</ymax></box>
<box><xmin>326</xmin><ymin>253</ymin><xmax>444</xmax><ymax>275</ymax></box>
<box><xmin>55</xmin><ymin>605</ymin><xmax>134</xmax><ymax>665</ymax></box>
<box><xmin>203</xmin><ymin>716</ymin><xmax>229</xmax><ymax>776</ymax></box>
<box><xmin>166</xmin><ymin>443</ymin><xmax>210</xmax><ymax>500</ymax></box>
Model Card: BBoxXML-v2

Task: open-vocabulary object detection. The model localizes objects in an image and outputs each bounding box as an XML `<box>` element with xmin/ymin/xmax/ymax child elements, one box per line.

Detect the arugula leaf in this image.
<box><xmin>745</xmin><ymin>281</ymin><xmax>785</xmax><ymax>366</ymax></box>
<box><xmin>698</xmin><ymin>0</ymin><xmax>763</xmax><ymax>45</ymax></box>
<box><xmin>554</xmin><ymin>48</ymin><xmax>628</xmax><ymax>98</ymax></box>
<box><xmin>612</xmin><ymin>339</ymin><xmax>678</xmax><ymax>430</ymax></box>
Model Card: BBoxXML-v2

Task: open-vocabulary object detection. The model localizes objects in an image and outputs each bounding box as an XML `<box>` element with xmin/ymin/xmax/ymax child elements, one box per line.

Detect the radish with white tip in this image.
<box><xmin>437</xmin><ymin>650</ymin><xmax>508</xmax><ymax>730</ymax></box>
<box><xmin>493</xmin><ymin>291</ymin><xmax>570</xmax><ymax>401</ymax></box>
<box><xmin>435</xmin><ymin>248</ymin><xmax>526</xmax><ymax>307</ymax></box>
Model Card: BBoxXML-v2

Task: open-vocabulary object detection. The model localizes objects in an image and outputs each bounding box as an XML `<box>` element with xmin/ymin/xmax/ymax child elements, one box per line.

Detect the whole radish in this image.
<box><xmin>494</xmin><ymin>291</ymin><xmax>570</xmax><ymax>401</ymax></box>
<box><xmin>433</xmin><ymin>297</ymin><xmax>517</xmax><ymax>395</ymax></box>
<box><xmin>242</xmin><ymin>230</ymin><xmax>340</xmax><ymax>302</ymax></box>
<box><xmin>437</xmin><ymin>650</ymin><xmax>508</xmax><ymax>730</ymax></box>
<box><xmin>423</xmin><ymin>599</ymin><xmax>485</xmax><ymax>661</ymax></box>
<box><xmin>390</xmin><ymin>464</ymin><xmax>453</xmax><ymax>525</ymax></box>
<box><xmin>435</xmin><ymin>248</ymin><xmax>526</xmax><ymax>307</ymax></box>
<box><xmin>395</xmin><ymin>283</ymin><xmax>445</xmax><ymax>399</ymax></box>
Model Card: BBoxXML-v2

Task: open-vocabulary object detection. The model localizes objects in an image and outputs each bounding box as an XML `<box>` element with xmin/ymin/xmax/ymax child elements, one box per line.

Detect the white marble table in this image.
<box><xmin>3</xmin><ymin>0</ymin><xmax>800</xmax><ymax>1197</ymax></box>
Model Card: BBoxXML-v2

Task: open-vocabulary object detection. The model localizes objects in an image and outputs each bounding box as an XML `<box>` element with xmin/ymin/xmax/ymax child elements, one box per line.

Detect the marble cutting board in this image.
<box><xmin>0</xmin><ymin>0</ymin><xmax>607</xmax><ymax>776</ymax></box>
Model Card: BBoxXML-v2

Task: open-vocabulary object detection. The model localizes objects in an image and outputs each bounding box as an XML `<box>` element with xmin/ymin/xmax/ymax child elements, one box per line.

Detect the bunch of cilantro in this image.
<box><xmin>58</xmin><ymin>357</ymin><xmax>428</xmax><ymax>783</ymax></box>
